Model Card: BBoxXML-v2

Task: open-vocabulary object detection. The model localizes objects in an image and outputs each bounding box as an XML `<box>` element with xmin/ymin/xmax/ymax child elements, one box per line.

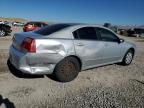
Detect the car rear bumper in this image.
<box><xmin>9</xmin><ymin>46</ymin><xmax>55</xmax><ymax>75</ymax></box>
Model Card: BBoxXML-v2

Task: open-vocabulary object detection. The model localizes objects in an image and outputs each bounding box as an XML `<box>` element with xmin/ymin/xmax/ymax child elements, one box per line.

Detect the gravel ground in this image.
<box><xmin>0</xmin><ymin>27</ymin><xmax>144</xmax><ymax>108</ymax></box>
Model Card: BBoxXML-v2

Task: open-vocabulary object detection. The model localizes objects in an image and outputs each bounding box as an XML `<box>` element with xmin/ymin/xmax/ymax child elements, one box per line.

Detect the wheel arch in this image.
<box><xmin>129</xmin><ymin>47</ymin><xmax>135</xmax><ymax>55</ymax></box>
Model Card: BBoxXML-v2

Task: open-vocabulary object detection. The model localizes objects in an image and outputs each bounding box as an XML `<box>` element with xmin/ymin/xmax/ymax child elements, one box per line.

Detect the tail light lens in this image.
<box><xmin>21</xmin><ymin>37</ymin><xmax>36</xmax><ymax>53</ymax></box>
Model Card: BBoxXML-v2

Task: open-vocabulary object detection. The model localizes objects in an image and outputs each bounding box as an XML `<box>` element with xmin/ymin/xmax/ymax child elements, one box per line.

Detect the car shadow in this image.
<box><xmin>0</xmin><ymin>95</ymin><xmax>15</xmax><ymax>108</ymax></box>
<box><xmin>130</xmin><ymin>79</ymin><xmax>144</xmax><ymax>85</ymax></box>
<box><xmin>7</xmin><ymin>59</ymin><xmax>44</xmax><ymax>79</ymax></box>
<box><xmin>46</xmin><ymin>74</ymin><xmax>59</xmax><ymax>82</ymax></box>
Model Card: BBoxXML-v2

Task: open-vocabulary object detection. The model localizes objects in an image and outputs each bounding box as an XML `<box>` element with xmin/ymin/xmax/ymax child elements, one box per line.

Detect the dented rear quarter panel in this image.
<box><xmin>33</xmin><ymin>38</ymin><xmax>76</xmax><ymax>64</ymax></box>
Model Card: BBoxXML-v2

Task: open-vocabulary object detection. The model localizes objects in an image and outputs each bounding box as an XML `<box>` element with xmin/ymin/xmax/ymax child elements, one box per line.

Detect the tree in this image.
<box><xmin>104</xmin><ymin>23</ymin><xmax>111</xmax><ymax>28</ymax></box>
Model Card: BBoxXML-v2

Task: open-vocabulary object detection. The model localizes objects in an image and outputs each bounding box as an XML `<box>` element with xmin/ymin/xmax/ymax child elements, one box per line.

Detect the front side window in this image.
<box><xmin>73</xmin><ymin>27</ymin><xmax>98</xmax><ymax>40</ymax></box>
<box><xmin>96</xmin><ymin>28</ymin><xmax>119</xmax><ymax>42</ymax></box>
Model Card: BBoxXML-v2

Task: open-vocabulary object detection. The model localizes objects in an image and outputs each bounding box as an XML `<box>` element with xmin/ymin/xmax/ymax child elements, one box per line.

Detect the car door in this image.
<box><xmin>96</xmin><ymin>27</ymin><xmax>126</xmax><ymax>64</ymax></box>
<box><xmin>73</xmin><ymin>27</ymin><xmax>105</xmax><ymax>69</ymax></box>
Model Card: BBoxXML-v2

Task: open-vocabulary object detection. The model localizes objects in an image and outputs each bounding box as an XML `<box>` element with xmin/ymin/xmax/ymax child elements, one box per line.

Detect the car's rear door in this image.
<box><xmin>95</xmin><ymin>27</ymin><xmax>126</xmax><ymax>64</ymax></box>
<box><xmin>73</xmin><ymin>27</ymin><xmax>105</xmax><ymax>69</ymax></box>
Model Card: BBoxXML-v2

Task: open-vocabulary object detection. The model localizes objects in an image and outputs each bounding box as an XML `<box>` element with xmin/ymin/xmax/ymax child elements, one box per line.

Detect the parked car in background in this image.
<box><xmin>12</xmin><ymin>22</ymin><xmax>25</xmax><ymax>26</ymax></box>
<box><xmin>9</xmin><ymin>23</ymin><xmax>136</xmax><ymax>82</ymax></box>
<box><xmin>134</xmin><ymin>28</ymin><xmax>144</xmax><ymax>37</ymax></box>
<box><xmin>0</xmin><ymin>21</ymin><xmax>11</xmax><ymax>25</ymax></box>
<box><xmin>127</xmin><ymin>29</ymin><xmax>136</xmax><ymax>37</ymax></box>
<box><xmin>0</xmin><ymin>24</ymin><xmax>12</xmax><ymax>37</ymax></box>
<box><xmin>0</xmin><ymin>21</ymin><xmax>5</xmax><ymax>24</ymax></box>
<box><xmin>23</xmin><ymin>21</ymin><xmax>48</xmax><ymax>32</ymax></box>
<box><xmin>4</xmin><ymin>21</ymin><xmax>10</xmax><ymax>25</ymax></box>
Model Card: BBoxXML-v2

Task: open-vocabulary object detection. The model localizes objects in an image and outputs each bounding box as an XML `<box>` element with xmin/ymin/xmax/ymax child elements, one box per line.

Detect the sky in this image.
<box><xmin>0</xmin><ymin>0</ymin><xmax>144</xmax><ymax>25</ymax></box>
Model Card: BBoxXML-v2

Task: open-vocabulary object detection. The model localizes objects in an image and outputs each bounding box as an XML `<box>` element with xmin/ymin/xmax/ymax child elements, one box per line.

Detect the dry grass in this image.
<box><xmin>0</xmin><ymin>17</ymin><xmax>28</xmax><ymax>23</ymax></box>
<box><xmin>8</xmin><ymin>86</ymin><xmax>35</xmax><ymax>97</ymax></box>
<box><xmin>136</xmin><ymin>39</ymin><xmax>144</xmax><ymax>42</ymax></box>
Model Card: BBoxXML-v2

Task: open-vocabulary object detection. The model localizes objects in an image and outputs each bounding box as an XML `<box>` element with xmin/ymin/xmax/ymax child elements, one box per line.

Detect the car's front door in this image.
<box><xmin>73</xmin><ymin>27</ymin><xmax>105</xmax><ymax>69</ymax></box>
<box><xmin>96</xmin><ymin>27</ymin><xmax>126</xmax><ymax>64</ymax></box>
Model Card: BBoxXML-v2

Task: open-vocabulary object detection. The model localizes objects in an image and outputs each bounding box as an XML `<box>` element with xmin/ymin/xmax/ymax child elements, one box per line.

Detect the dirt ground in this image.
<box><xmin>0</xmin><ymin>27</ymin><xmax>144</xmax><ymax>108</ymax></box>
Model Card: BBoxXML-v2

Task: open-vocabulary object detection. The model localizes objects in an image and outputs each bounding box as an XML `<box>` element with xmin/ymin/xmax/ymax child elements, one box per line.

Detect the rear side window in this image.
<box><xmin>42</xmin><ymin>23</ymin><xmax>47</xmax><ymax>27</ymax></box>
<box><xmin>34</xmin><ymin>24</ymin><xmax>71</xmax><ymax>35</ymax></box>
<box><xmin>34</xmin><ymin>23</ymin><xmax>42</xmax><ymax>27</ymax></box>
<box><xmin>96</xmin><ymin>28</ymin><xmax>119</xmax><ymax>42</ymax></box>
<box><xmin>73</xmin><ymin>27</ymin><xmax>98</xmax><ymax>40</ymax></box>
<box><xmin>26</xmin><ymin>23</ymin><xmax>34</xmax><ymax>27</ymax></box>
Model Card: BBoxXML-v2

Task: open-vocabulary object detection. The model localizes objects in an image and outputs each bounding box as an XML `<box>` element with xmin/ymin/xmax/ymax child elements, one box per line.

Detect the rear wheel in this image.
<box><xmin>0</xmin><ymin>29</ymin><xmax>6</xmax><ymax>37</ymax></box>
<box><xmin>121</xmin><ymin>49</ymin><xmax>134</xmax><ymax>65</ymax></box>
<box><xmin>54</xmin><ymin>57</ymin><xmax>80</xmax><ymax>82</ymax></box>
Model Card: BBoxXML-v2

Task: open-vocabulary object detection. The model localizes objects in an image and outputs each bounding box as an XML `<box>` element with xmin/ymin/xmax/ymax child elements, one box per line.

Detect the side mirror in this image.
<box><xmin>119</xmin><ymin>38</ymin><xmax>124</xmax><ymax>43</ymax></box>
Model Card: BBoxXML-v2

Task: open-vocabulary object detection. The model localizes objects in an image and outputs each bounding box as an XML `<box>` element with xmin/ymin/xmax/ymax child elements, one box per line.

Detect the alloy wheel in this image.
<box><xmin>0</xmin><ymin>30</ymin><xmax>5</xmax><ymax>37</ymax></box>
<box><xmin>125</xmin><ymin>52</ymin><xmax>133</xmax><ymax>64</ymax></box>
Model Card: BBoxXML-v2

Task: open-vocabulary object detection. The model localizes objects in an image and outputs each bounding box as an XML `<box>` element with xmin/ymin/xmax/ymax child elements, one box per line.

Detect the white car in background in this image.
<box><xmin>12</xmin><ymin>22</ymin><xmax>25</xmax><ymax>26</ymax></box>
<box><xmin>0</xmin><ymin>21</ymin><xmax>5</xmax><ymax>24</ymax></box>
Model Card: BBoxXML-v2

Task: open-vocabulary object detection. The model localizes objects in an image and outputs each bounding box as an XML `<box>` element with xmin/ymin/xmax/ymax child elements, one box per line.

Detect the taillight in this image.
<box><xmin>21</xmin><ymin>37</ymin><xmax>36</xmax><ymax>53</ymax></box>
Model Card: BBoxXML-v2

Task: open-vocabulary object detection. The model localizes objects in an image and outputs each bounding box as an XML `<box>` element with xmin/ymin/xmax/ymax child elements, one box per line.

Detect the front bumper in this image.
<box><xmin>9</xmin><ymin>46</ymin><xmax>55</xmax><ymax>75</ymax></box>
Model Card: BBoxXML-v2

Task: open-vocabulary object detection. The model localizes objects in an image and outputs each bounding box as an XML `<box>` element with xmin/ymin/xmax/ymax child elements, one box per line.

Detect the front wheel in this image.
<box><xmin>0</xmin><ymin>29</ymin><xmax>6</xmax><ymax>37</ymax></box>
<box><xmin>121</xmin><ymin>49</ymin><xmax>134</xmax><ymax>66</ymax></box>
<box><xmin>54</xmin><ymin>57</ymin><xmax>80</xmax><ymax>82</ymax></box>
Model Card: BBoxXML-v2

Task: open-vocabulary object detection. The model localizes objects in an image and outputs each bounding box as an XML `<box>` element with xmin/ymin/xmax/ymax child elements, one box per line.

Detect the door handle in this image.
<box><xmin>77</xmin><ymin>43</ymin><xmax>84</xmax><ymax>46</ymax></box>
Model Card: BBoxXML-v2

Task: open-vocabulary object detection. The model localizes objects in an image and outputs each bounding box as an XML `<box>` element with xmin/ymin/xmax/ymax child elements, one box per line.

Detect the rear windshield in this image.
<box><xmin>34</xmin><ymin>24</ymin><xmax>71</xmax><ymax>35</ymax></box>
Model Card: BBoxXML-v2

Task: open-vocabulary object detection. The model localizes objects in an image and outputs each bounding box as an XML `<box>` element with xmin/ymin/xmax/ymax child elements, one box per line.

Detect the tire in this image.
<box><xmin>121</xmin><ymin>49</ymin><xmax>134</xmax><ymax>66</ymax></box>
<box><xmin>54</xmin><ymin>57</ymin><xmax>80</xmax><ymax>82</ymax></box>
<box><xmin>0</xmin><ymin>29</ymin><xmax>6</xmax><ymax>37</ymax></box>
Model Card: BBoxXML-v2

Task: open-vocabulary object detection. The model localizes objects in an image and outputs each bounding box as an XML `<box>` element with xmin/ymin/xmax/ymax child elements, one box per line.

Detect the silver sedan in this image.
<box><xmin>9</xmin><ymin>23</ymin><xmax>136</xmax><ymax>82</ymax></box>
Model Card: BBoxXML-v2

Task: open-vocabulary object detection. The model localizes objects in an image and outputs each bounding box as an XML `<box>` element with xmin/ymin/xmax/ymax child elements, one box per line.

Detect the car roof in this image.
<box><xmin>54</xmin><ymin>23</ymin><xmax>104</xmax><ymax>28</ymax></box>
<box><xmin>53</xmin><ymin>23</ymin><xmax>111</xmax><ymax>32</ymax></box>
